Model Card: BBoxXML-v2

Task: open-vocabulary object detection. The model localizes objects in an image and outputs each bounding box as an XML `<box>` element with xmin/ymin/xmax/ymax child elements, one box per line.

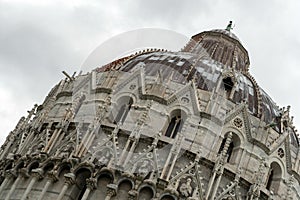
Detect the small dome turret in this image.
<box><xmin>182</xmin><ymin>22</ymin><xmax>250</xmax><ymax>72</ymax></box>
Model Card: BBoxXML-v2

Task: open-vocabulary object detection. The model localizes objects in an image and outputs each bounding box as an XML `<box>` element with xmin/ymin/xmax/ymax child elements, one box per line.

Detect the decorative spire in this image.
<box><xmin>226</xmin><ymin>21</ymin><xmax>233</xmax><ymax>32</ymax></box>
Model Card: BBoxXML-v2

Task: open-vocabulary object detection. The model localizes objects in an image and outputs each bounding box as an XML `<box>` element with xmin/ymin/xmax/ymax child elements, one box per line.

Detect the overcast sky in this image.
<box><xmin>0</xmin><ymin>0</ymin><xmax>299</xmax><ymax>144</ymax></box>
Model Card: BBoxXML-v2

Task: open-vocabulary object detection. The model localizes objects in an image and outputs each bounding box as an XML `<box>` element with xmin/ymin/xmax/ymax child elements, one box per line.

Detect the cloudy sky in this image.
<box><xmin>0</xmin><ymin>0</ymin><xmax>299</xmax><ymax>144</ymax></box>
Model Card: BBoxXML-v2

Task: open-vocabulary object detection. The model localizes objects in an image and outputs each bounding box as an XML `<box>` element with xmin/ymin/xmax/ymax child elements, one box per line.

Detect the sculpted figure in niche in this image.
<box><xmin>138</xmin><ymin>160</ymin><xmax>151</xmax><ymax>175</ymax></box>
<box><xmin>179</xmin><ymin>177</ymin><xmax>193</xmax><ymax>197</ymax></box>
<box><xmin>98</xmin><ymin>148</ymin><xmax>112</xmax><ymax>165</ymax></box>
<box><xmin>31</xmin><ymin>143</ymin><xmax>44</xmax><ymax>156</ymax></box>
<box><xmin>59</xmin><ymin>143</ymin><xmax>74</xmax><ymax>158</ymax></box>
<box><xmin>222</xmin><ymin>190</ymin><xmax>236</xmax><ymax>200</ymax></box>
<box><xmin>62</xmin><ymin>108</ymin><xmax>73</xmax><ymax>126</ymax></box>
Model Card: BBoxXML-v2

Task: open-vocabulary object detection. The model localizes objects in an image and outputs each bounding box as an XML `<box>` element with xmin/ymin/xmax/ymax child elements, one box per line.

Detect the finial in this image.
<box><xmin>226</xmin><ymin>21</ymin><xmax>233</xmax><ymax>32</ymax></box>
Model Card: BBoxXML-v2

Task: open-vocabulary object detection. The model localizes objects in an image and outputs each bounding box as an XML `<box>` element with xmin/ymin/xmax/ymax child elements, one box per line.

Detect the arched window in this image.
<box><xmin>222</xmin><ymin>77</ymin><xmax>234</xmax><ymax>98</ymax></box>
<box><xmin>75</xmin><ymin>168</ymin><xmax>92</xmax><ymax>200</ymax></box>
<box><xmin>266</xmin><ymin>162</ymin><xmax>282</xmax><ymax>192</ymax></box>
<box><xmin>114</xmin><ymin>98</ymin><xmax>133</xmax><ymax>124</ymax></box>
<box><xmin>218</xmin><ymin>133</ymin><xmax>241</xmax><ymax>164</ymax></box>
<box><xmin>165</xmin><ymin>115</ymin><xmax>182</xmax><ymax>139</ymax></box>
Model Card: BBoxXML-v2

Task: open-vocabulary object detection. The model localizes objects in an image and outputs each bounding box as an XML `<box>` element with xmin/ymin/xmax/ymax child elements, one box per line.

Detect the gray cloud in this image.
<box><xmin>0</xmin><ymin>0</ymin><xmax>299</xmax><ymax>144</ymax></box>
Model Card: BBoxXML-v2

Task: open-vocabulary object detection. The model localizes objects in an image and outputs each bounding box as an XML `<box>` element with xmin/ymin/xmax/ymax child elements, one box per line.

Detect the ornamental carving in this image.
<box><xmin>233</xmin><ymin>117</ymin><xmax>243</xmax><ymax>129</ymax></box>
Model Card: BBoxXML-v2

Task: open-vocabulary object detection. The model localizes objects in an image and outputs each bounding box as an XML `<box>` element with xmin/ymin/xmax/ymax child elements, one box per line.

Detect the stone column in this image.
<box><xmin>57</xmin><ymin>173</ymin><xmax>76</xmax><ymax>200</ymax></box>
<box><xmin>37</xmin><ymin>171</ymin><xmax>58</xmax><ymax>200</ymax></box>
<box><xmin>4</xmin><ymin>176</ymin><xmax>22</xmax><ymax>200</ymax></box>
<box><xmin>81</xmin><ymin>178</ymin><xmax>97</xmax><ymax>200</ymax></box>
<box><xmin>161</xmin><ymin>134</ymin><xmax>184</xmax><ymax>180</ymax></box>
<box><xmin>118</xmin><ymin>138</ymin><xmax>132</xmax><ymax>166</ymax></box>
<box><xmin>105</xmin><ymin>184</ymin><xmax>117</xmax><ymax>200</ymax></box>
<box><xmin>206</xmin><ymin>132</ymin><xmax>232</xmax><ymax>200</ymax></box>
<box><xmin>4</xmin><ymin>167</ymin><xmax>30</xmax><ymax>200</ymax></box>
<box><xmin>246</xmin><ymin>158</ymin><xmax>267</xmax><ymax>200</ymax></box>
<box><xmin>0</xmin><ymin>178</ymin><xmax>10</xmax><ymax>195</ymax></box>
<box><xmin>128</xmin><ymin>189</ymin><xmax>138</xmax><ymax>200</ymax></box>
<box><xmin>0</xmin><ymin>170</ymin><xmax>16</xmax><ymax>196</ymax></box>
<box><xmin>43</xmin><ymin>128</ymin><xmax>59</xmax><ymax>153</ymax></box>
<box><xmin>20</xmin><ymin>168</ymin><xmax>43</xmax><ymax>200</ymax></box>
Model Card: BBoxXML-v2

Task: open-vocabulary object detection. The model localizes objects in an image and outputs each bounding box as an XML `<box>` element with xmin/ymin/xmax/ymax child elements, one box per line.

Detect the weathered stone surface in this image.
<box><xmin>0</xmin><ymin>27</ymin><xmax>298</xmax><ymax>200</ymax></box>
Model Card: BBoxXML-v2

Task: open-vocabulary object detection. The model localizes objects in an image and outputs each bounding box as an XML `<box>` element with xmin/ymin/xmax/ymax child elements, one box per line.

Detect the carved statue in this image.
<box><xmin>222</xmin><ymin>190</ymin><xmax>236</xmax><ymax>200</ymax></box>
<box><xmin>58</xmin><ymin>143</ymin><xmax>74</xmax><ymax>158</ymax></box>
<box><xmin>98</xmin><ymin>148</ymin><xmax>112</xmax><ymax>165</ymax></box>
<box><xmin>31</xmin><ymin>143</ymin><xmax>44</xmax><ymax>156</ymax></box>
<box><xmin>138</xmin><ymin>160</ymin><xmax>151</xmax><ymax>175</ymax></box>
<box><xmin>226</xmin><ymin>21</ymin><xmax>233</xmax><ymax>31</ymax></box>
<box><xmin>179</xmin><ymin>177</ymin><xmax>193</xmax><ymax>197</ymax></box>
<box><xmin>63</xmin><ymin>108</ymin><xmax>73</xmax><ymax>123</ymax></box>
<box><xmin>280</xmin><ymin>106</ymin><xmax>291</xmax><ymax>133</ymax></box>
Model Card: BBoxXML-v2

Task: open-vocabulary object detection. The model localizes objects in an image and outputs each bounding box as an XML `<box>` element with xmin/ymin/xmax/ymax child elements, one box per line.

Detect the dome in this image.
<box><xmin>97</xmin><ymin>41</ymin><xmax>281</xmax><ymax>132</ymax></box>
<box><xmin>96</xmin><ymin>27</ymin><xmax>298</xmax><ymax>143</ymax></box>
<box><xmin>182</xmin><ymin>28</ymin><xmax>250</xmax><ymax>72</ymax></box>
